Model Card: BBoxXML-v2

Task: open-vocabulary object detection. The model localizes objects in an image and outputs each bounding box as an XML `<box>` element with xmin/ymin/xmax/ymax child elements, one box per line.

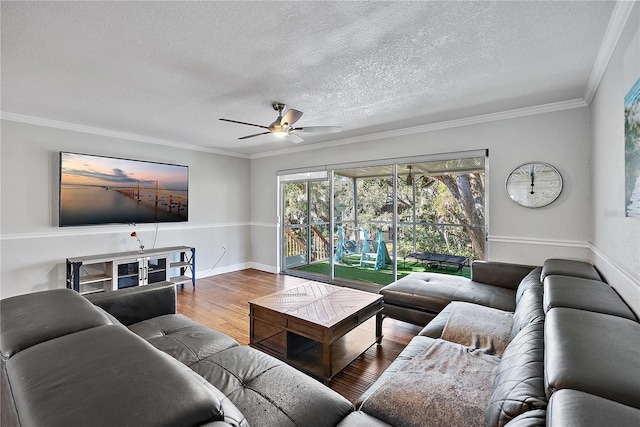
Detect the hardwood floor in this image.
<box><xmin>176</xmin><ymin>269</ymin><xmax>421</xmax><ymax>404</ymax></box>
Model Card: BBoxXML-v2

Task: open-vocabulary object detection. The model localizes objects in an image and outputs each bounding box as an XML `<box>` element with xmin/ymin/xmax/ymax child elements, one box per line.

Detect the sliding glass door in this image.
<box><xmin>281</xmin><ymin>174</ymin><xmax>331</xmax><ymax>280</ymax></box>
<box><xmin>280</xmin><ymin>152</ymin><xmax>486</xmax><ymax>290</ymax></box>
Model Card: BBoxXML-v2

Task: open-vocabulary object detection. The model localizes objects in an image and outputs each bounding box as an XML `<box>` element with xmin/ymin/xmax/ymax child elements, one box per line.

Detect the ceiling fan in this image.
<box><xmin>219</xmin><ymin>102</ymin><xmax>341</xmax><ymax>144</ymax></box>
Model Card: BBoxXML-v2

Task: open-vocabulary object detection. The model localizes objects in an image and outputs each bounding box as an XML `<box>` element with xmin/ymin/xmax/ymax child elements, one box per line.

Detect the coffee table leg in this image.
<box><xmin>323</xmin><ymin>343</ymin><xmax>332</xmax><ymax>384</ymax></box>
<box><xmin>375</xmin><ymin>312</ymin><xmax>383</xmax><ymax>344</ymax></box>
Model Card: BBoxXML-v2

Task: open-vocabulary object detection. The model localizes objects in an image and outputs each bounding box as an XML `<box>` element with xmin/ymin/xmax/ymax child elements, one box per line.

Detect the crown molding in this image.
<box><xmin>583</xmin><ymin>0</ymin><xmax>636</xmax><ymax>105</ymax></box>
<box><xmin>0</xmin><ymin>112</ymin><xmax>250</xmax><ymax>159</ymax></box>
<box><xmin>250</xmin><ymin>98</ymin><xmax>588</xmax><ymax>159</ymax></box>
<box><xmin>2</xmin><ymin>98</ymin><xmax>588</xmax><ymax>161</ymax></box>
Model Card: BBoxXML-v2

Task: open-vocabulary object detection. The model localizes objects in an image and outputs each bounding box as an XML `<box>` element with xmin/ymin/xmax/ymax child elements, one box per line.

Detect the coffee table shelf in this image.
<box><xmin>285</xmin><ymin>317</ymin><xmax>378</xmax><ymax>380</ymax></box>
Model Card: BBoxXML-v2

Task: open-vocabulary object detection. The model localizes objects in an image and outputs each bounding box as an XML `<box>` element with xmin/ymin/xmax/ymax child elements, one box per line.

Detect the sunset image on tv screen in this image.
<box><xmin>59</xmin><ymin>152</ymin><xmax>188</xmax><ymax>226</ymax></box>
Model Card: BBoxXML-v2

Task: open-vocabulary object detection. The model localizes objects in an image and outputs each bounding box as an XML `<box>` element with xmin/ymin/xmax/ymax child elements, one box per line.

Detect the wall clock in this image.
<box><xmin>505</xmin><ymin>162</ymin><xmax>563</xmax><ymax>208</ymax></box>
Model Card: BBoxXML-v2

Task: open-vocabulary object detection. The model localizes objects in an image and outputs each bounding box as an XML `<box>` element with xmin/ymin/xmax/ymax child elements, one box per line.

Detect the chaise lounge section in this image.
<box><xmin>378</xmin><ymin>261</ymin><xmax>537</xmax><ymax>326</ymax></box>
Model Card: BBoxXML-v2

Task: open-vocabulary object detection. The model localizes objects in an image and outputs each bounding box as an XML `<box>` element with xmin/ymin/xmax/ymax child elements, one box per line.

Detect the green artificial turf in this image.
<box><xmin>292</xmin><ymin>259</ymin><xmax>470</xmax><ymax>286</ymax></box>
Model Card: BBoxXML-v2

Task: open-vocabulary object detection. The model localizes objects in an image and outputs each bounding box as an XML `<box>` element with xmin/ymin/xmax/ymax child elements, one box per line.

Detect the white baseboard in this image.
<box><xmin>245</xmin><ymin>262</ymin><xmax>279</xmax><ymax>274</ymax></box>
<box><xmin>194</xmin><ymin>262</ymin><xmax>278</xmax><ymax>279</ymax></box>
<box><xmin>589</xmin><ymin>243</ymin><xmax>640</xmax><ymax>316</ymax></box>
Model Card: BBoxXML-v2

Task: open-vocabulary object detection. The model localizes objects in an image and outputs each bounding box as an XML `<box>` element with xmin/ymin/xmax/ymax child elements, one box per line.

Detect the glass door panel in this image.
<box><xmin>309</xmin><ymin>180</ymin><xmax>330</xmax><ymax>265</ymax></box>
<box><xmin>333</xmin><ymin>174</ymin><xmax>355</xmax><ymax>268</ymax></box>
<box><xmin>116</xmin><ymin>260</ymin><xmax>140</xmax><ymax>289</ymax></box>
<box><xmin>147</xmin><ymin>256</ymin><xmax>168</xmax><ymax>284</ymax></box>
<box><xmin>282</xmin><ymin>179</ymin><xmax>331</xmax><ymax>279</ymax></box>
<box><xmin>283</xmin><ymin>182</ymin><xmax>309</xmax><ymax>269</ymax></box>
<box><xmin>398</xmin><ymin>159</ymin><xmax>485</xmax><ymax>276</ymax></box>
<box><xmin>333</xmin><ymin>168</ymin><xmax>396</xmax><ymax>287</ymax></box>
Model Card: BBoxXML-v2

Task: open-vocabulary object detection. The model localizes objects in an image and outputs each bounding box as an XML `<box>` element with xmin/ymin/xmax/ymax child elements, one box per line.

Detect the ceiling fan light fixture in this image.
<box><xmin>406</xmin><ymin>165</ymin><xmax>413</xmax><ymax>186</ymax></box>
<box><xmin>270</xmin><ymin>124</ymin><xmax>289</xmax><ymax>137</ymax></box>
<box><xmin>219</xmin><ymin>102</ymin><xmax>341</xmax><ymax>143</ymax></box>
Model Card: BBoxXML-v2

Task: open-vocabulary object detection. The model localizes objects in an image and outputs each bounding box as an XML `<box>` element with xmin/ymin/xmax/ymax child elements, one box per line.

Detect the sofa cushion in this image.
<box><xmin>128</xmin><ymin>314</ymin><xmax>239</xmax><ymax>366</ymax></box>
<box><xmin>419</xmin><ymin>303</ymin><xmax>513</xmax><ymax>356</ymax></box>
<box><xmin>540</xmin><ymin>259</ymin><xmax>601</xmax><ymax>282</ymax></box>
<box><xmin>439</xmin><ymin>302</ymin><xmax>513</xmax><ymax>356</ymax></box>
<box><xmin>545</xmin><ymin>308</ymin><xmax>640</xmax><ymax>408</ymax></box>
<box><xmin>191</xmin><ymin>345</ymin><xmax>353</xmax><ymax>427</ymax></box>
<box><xmin>0</xmin><ymin>289</ymin><xmax>111</xmax><ymax>359</ymax></box>
<box><xmin>511</xmin><ymin>284</ymin><xmax>545</xmax><ymax>339</ymax></box>
<box><xmin>358</xmin><ymin>338</ymin><xmax>499</xmax><ymax>427</ymax></box>
<box><xmin>548</xmin><ymin>389</ymin><xmax>640</xmax><ymax>427</ymax></box>
<box><xmin>485</xmin><ymin>322</ymin><xmax>547</xmax><ymax>427</ymax></box>
<box><xmin>357</xmin><ymin>335</ymin><xmax>436</xmax><ymax>406</ymax></box>
<box><xmin>4</xmin><ymin>325</ymin><xmax>231</xmax><ymax>427</ymax></box>
<box><xmin>380</xmin><ymin>272</ymin><xmax>516</xmax><ymax>316</ymax></box>
<box><xmin>543</xmin><ymin>276</ymin><xmax>636</xmax><ymax>320</ymax></box>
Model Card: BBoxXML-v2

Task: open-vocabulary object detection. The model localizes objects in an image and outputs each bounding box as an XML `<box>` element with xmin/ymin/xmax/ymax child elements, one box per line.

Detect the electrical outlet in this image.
<box><xmin>222</xmin><ymin>245</ymin><xmax>227</xmax><ymax>250</ymax></box>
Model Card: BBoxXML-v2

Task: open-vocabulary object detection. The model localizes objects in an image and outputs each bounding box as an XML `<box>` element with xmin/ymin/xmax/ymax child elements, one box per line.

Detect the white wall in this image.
<box><xmin>589</xmin><ymin>3</ymin><xmax>640</xmax><ymax>311</ymax></box>
<box><xmin>251</xmin><ymin>106</ymin><xmax>592</xmax><ymax>271</ymax></box>
<box><xmin>0</xmin><ymin>120</ymin><xmax>251</xmax><ymax>298</ymax></box>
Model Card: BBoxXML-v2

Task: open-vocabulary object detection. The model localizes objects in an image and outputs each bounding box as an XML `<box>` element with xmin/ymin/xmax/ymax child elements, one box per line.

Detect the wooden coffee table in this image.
<box><xmin>249</xmin><ymin>281</ymin><xmax>383</xmax><ymax>383</ymax></box>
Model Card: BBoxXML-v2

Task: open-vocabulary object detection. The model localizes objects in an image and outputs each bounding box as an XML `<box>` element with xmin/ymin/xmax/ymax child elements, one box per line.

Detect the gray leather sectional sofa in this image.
<box><xmin>1</xmin><ymin>258</ymin><xmax>639</xmax><ymax>426</ymax></box>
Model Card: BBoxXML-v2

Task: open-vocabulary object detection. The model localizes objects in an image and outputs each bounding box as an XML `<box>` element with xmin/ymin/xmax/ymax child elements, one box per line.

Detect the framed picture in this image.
<box><xmin>625</xmin><ymin>76</ymin><xmax>640</xmax><ymax>218</ymax></box>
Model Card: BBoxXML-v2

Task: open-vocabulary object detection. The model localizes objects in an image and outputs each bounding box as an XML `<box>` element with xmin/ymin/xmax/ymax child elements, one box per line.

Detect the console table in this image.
<box><xmin>66</xmin><ymin>246</ymin><xmax>195</xmax><ymax>295</ymax></box>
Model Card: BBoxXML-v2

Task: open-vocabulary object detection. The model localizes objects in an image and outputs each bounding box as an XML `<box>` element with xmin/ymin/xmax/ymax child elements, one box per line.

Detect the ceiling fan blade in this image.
<box><xmin>285</xmin><ymin>133</ymin><xmax>304</xmax><ymax>144</ymax></box>
<box><xmin>281</xmin><ymin>109</ymin><xmax>303</xmax><ymax>126</ymax></box>
<box><xmin>219</xmin><ymin>118</ymin><xmax>269</xmax><ymax>129</ymax></box>
<box><xmin>238</xmin><ymin>132</ymin><xmax>270</xmax><ymax>140</ymax></box>
<box><xmin>293</xmin><ymin>126</ymin><xmax>342</xmax><ymax>134</ymax></box>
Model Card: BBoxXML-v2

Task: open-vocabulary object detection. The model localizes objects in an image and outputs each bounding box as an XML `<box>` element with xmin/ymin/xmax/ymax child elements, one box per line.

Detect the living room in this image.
<box><xmin>1</xmin><ymin>2</ymin><xmax>638</xmax><ymax>308</ymax></box>
<box><xmin>2</xmin><ymin>2</ymin><xmax>640</xmax><ymax>426</ymax></box>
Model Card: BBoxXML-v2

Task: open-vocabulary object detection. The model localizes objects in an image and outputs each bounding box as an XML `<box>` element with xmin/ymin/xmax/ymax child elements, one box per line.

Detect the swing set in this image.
<box><xmin>335</xmin><ymin>226</ymin><xmax>391</xmax><ymax>270</ymax></box>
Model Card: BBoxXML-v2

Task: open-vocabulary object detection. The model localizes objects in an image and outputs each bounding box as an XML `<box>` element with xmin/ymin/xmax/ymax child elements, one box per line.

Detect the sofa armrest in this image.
<box><xmin>471</xmin><ymin>261</ymin><xmax>537</xmax><ymax>290</ymax></box>
<box><xmin>86</xmin><ymin>282</ymin><xmax>176</xmax><ymax>326</ymax></box>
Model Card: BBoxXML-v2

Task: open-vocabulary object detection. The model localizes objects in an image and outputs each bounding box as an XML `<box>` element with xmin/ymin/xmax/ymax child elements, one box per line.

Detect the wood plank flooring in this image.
<box><xmin>176</xmin><ymin>269</ymin><xmax>421</xmax><ymax>404</ymax></box>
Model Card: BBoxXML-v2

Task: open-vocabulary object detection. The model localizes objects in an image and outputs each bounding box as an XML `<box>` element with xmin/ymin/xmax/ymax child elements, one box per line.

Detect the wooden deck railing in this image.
<box><xmin>284</xmin><ymin>226</ymin><xmax>330</xmax><ymax>262</ymax></box>
<box><xmin>285</xmin><ymin>228</ymin><xmax>307</xmax><ymax>259</ymax></box>
<box><xmin>310</xmin><ymin>226</ymin><xmax>330</xmax><ymax>261</ymax></box>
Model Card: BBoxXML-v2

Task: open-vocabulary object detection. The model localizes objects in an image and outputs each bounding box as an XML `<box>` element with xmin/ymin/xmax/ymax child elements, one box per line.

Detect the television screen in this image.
<box><xmin>59</xmin><ymin>152</ymin><xmax>188</xmax><ymax>226</ymax></box>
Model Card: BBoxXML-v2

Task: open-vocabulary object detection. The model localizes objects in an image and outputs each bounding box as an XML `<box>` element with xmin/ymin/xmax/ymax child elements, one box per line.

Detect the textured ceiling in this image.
<box><xmin>1</xmin><ymin>1</ymin><xmax>616</xmax><ymax>157</ymax></box>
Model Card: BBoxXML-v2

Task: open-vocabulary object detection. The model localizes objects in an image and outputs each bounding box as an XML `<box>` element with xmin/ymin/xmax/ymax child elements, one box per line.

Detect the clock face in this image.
<box><xmin>506</xmin><ymin>162</ymin><xmax>562</xmax><ymax>208</ymax></box>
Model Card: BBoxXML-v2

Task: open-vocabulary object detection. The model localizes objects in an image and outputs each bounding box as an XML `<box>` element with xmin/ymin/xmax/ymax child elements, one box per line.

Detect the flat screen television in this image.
<box><xmin>59</xmin><ymin>152</ymin><xmax>188</xmax><ymax>226</ymax></box>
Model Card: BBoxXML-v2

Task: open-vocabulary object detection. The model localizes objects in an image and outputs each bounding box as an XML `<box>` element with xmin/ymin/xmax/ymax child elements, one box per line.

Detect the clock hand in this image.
<box><xmin>530</xmin><ymin>171</ymin><xmax>535</xmax><ymax>194</ymax></box>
